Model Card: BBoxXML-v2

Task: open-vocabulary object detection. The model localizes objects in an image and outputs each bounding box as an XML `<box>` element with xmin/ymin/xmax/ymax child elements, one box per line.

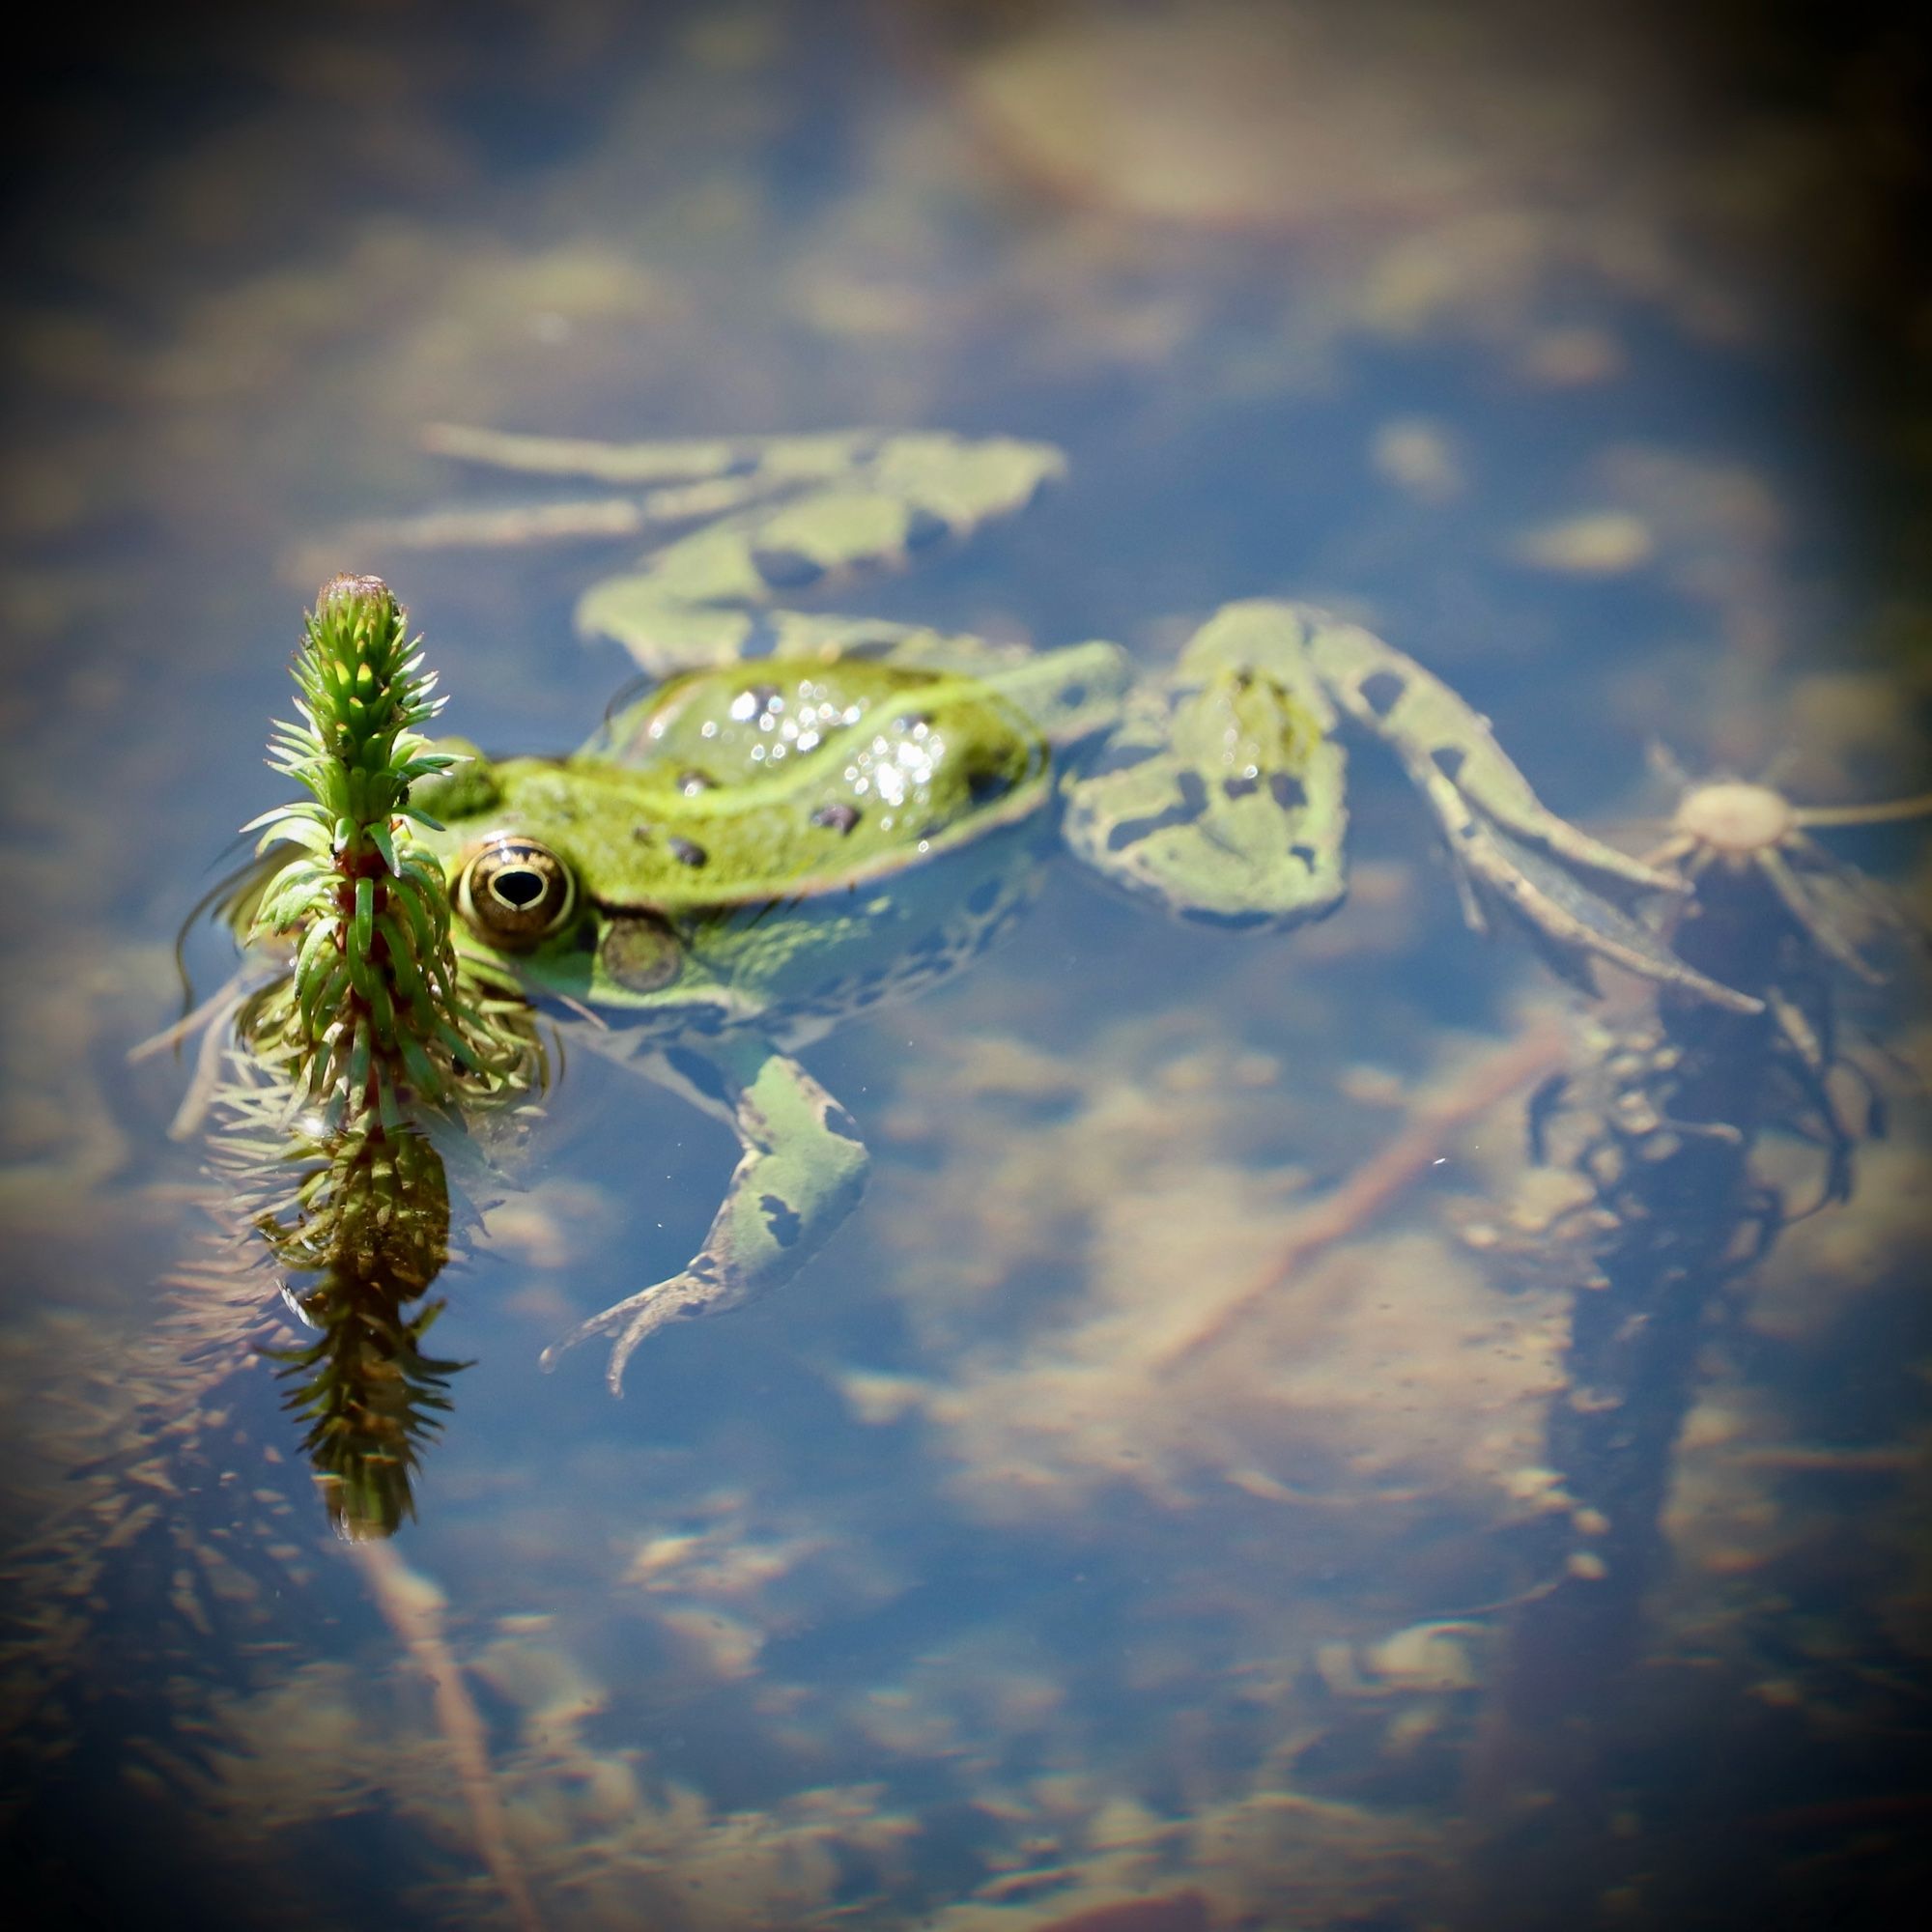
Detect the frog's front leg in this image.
<box><xmin>541</xmin><ymin>1032</ymin><xmax>869</xmax><ymax>1395</ymax></box>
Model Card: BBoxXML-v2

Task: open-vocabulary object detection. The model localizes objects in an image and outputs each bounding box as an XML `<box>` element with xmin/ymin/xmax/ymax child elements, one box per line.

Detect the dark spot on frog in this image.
<box><xmin>1061</xmin><ymin>682</ymin><xmax>1088</xmax><ymax>708</ymax></box>
<box><xmin>1432</xmin><ymin>744</ymin><xmax>1466</xmax><ymax>782</ymax></box>
<box><xmin>966</xmin><ymin>878</ymin><xmax>1003</xmax><ymax>917</ymax></box>
<box><xmin>910</xmin><ymin>927</ymin><xmax>951</xmax><ymax>957</ymax></box>
<box><xmin>967</xmin><ymin>765</ymin><xmax>1012</xmax><ymax>806</ymax></box>
<box><xmin>903</xmin><ymin>506</ymin><xmax>950</xmax><ymax>551</ymax></box>
<box><xmin>811</xmin><ymin>801</ymin><xmax>861</xmax><ymax>835</ymax></box>
<box><xmin>665</xmin><ymin>1044</ymin><xmax>734</xmax><ymax>1110</ymax></box>
<box><xmin>678</xmin><ymin>768</ymin><xmax>717</xmax><ymax>794</ymax></box>
<box><xmin>823</xmin><ymin>1101</ymin><xmax>863</xmax><ymax>1143</ymax></box>
<box><xmin>1223</xmin><ymin>774</ymin><xmax>1259</xmax><ymax>800</ymax></box>
<box><xmin>1357</xmin><ymin>669</ymin><xmax>1406</xmax><ymax>717</ymax></box>
<box><xmin>1269</xmin><ymin>772</ymin><xmax>1307</xmax><ymax>811</ymax></box>
<box><xmin>1102</xmin><ymin>768</ymin><xmax>1208</xmax><ymax>852</ymax></box>
<box><xmin>760</xmin><ymin>1194</ymin><xmax>803</xmax><ymax>1248</ymax></box>
<box><xmin>668</xmin><ymin>837</ymin><xmax>708</xmax><ymax>867</ymax></box>
<box><xmin>751</xmin><ymin>546</ymin><xmax>826</xmax><ymax>590</ymax></box>
<box><xmin>1290</xmin><ymin>842</ymin><xmax>1319</xmax><ymax>869</ymax></box>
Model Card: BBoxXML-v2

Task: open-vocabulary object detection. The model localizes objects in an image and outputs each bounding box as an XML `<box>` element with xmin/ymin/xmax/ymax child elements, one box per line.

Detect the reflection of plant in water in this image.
<box><xmin>265</xmin><ymin>1129</ymin><xmax>465</xmax><ymax>1543</ymax></box>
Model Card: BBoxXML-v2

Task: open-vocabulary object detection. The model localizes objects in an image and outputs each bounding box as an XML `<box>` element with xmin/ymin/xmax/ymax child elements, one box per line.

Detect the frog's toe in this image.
<box><xmin>1461</xmin><ymin>816</ymin><xmax>1761</xmax><ymax>1014</ymax></box>
<box><xmin>541</xmin><ymin>1268</ymin><xmax>724</xmax><ymax>1395</ymax></box>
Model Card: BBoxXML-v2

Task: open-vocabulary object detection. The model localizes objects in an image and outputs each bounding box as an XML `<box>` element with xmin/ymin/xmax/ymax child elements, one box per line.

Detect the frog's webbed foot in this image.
<box><xmin>1279</xmin><ymin>603</ymin><xmax>1760</xmax><ymax>1011</ymax></box>
<box><xmin>539</xmin><ymin>1264</ymin><xmax>737</xmax><ymax>1398</ymax></box>
<box><xmin>540</xmin><ymin>1035</ymin><xmax>868</xmax><ymax>1396</ymax></box>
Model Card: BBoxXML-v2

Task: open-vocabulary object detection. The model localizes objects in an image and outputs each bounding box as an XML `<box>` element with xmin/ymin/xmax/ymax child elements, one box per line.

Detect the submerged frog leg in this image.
<box><xmin>1274</xmin><ymin>602</ymin><xmax>1759</xmax><ymax>1010</ymax></box>
<box><xmin>423</xmin><ymin>423</ymin><xmax>900</xmax><ymax>487</ymax></box>
<box><xmin>1060</xmin><ymin>629</ymin><xmax>1354</xmax><ymax>928</ymax></box>
<box><xmin>414</xmin><ymin>424</ymin><xmax>1066</xmax><ymax>677</ymax></box>
<box><xmin>540</xmin><ymin>1032</ymin><xmax>869</xmax><ymax>1395</ymax></box>
<box><xmin>577</xmin><ymin>438</ymin><xmax>1065</xmax><ymax>672</ymax></box>
<box><xmin>323</xmin><ymin>474</ymin><xmax>798</xmax><ymax>557</ymax></box>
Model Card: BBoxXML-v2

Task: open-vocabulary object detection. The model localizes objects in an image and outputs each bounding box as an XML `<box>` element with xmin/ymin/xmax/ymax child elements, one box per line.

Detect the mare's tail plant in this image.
<box><xmin>241</xmin><ymin>572</ymin><xmax>532</xmax><ymax>1124</ymax></box>
<box><xmin>219</xmin><ymin>575</ymin><xmax>542</xmax><ymax>1535</ymax></box>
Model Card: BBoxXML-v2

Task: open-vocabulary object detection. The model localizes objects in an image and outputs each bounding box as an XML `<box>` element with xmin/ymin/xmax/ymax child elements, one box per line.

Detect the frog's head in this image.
<box><xmin>410</xmin><ymin>745</ymin><xmax>693</xmax><ymax>1012</ymax></box>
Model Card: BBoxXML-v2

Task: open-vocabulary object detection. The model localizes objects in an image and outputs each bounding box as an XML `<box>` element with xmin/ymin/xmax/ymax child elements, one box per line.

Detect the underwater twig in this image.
<box><xmin>1151</xmin><ymin>1016</ymin><xmax>1570</xmax><ymax>1373</ymax></box>
<box><xmin>355</xmin><ymin>1540</ymin><xmax>547</xmax><ymax>1932</ymax></box>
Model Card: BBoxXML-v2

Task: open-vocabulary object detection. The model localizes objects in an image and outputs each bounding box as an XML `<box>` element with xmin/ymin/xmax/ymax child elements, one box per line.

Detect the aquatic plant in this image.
<box><xmin>240</xmin><ymin>571</ymin><xmax>532</xmax><ymax>1124</ymax></box>
<box><xmin>1463</xmin><ymin>775</ymin><xmax>1930</xmax><ymax>1913</ymax></box>
<box><xmin>219</xmin><ymin>575</ymin><xmax>543</xmax><ymax>1534</ymax></box>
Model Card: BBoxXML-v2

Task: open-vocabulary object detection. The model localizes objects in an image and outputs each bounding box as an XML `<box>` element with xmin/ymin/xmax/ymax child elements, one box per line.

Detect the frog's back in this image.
<box><xmin>553</xmin><ymin>661</ymin><xmax>1055</xmax><ymax>913</ymax></box>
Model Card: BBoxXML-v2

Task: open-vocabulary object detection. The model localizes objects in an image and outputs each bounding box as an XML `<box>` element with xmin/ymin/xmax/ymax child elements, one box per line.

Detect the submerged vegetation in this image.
<box><xmin>1463</xmin><ymin>772</ymin><xmax>1930</xmax><ymax>1916</ymax></box>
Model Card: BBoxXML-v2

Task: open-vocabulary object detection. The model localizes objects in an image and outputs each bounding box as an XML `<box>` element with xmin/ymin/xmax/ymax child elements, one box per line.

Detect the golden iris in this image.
<box><xmin>455</xmin><ymin>835</ymin><xmax>577</xmax><ymax>946</ymax></box>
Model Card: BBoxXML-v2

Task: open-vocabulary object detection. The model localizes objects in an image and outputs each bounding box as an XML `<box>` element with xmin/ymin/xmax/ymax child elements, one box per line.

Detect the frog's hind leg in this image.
<box><xmin>1279</xmin><ymin>603</ymin><xmax>1761</xmax><ymax>1011</ymax></box>
<box><xmin>540</xmin><ymin>1033</ymin><xmax>869</xmax><ymax>1396</ymax></box>
<box><xmin>407</xmin><ymin>423</ymin><xmax>1066</xmax><ymax>679</ymax></box>
<box><xmin>424</xmin><ymin>424</ymin><xmax>892</xmax><ymax>487</ymax></box>
<box><xmin>575</xmin><ymin>436</ymin><xmax>1066</xmax><ymax>674</ymax></box>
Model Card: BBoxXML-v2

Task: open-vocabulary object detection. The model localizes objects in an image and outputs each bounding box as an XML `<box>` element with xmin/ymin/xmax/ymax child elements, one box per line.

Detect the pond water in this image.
<box><xmin>4</xmin><ymin>4</ymin><xmax>1929</xmax><ymax>1928</ymax></box>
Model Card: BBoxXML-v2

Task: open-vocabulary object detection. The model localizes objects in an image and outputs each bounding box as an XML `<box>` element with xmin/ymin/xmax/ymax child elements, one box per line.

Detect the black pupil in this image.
<box><xmin>495</xmin><ymin>867</ymin><xmax>547</xmax><ymax>908</ymax></box>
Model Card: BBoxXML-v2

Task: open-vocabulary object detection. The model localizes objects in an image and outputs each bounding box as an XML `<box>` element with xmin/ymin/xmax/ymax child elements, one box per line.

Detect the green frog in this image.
<box><xmin>396</xmin><ymin>427</ymin><xmax>1749</xmax><ymax>1392</ymax></box>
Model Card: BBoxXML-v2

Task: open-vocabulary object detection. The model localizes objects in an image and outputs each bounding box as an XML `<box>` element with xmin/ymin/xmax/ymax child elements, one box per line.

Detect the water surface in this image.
<box><xmin>3</xmin><ymin>5</ymin><xmax>1928</xmax><ymax>1928</ymax></box>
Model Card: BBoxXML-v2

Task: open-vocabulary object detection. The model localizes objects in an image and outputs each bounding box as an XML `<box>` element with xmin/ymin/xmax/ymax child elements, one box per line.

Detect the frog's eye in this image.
<box><xmin>455</xmin><ymin>836</ymin><xmax>578</xmax><ymax>947</ymax></box>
